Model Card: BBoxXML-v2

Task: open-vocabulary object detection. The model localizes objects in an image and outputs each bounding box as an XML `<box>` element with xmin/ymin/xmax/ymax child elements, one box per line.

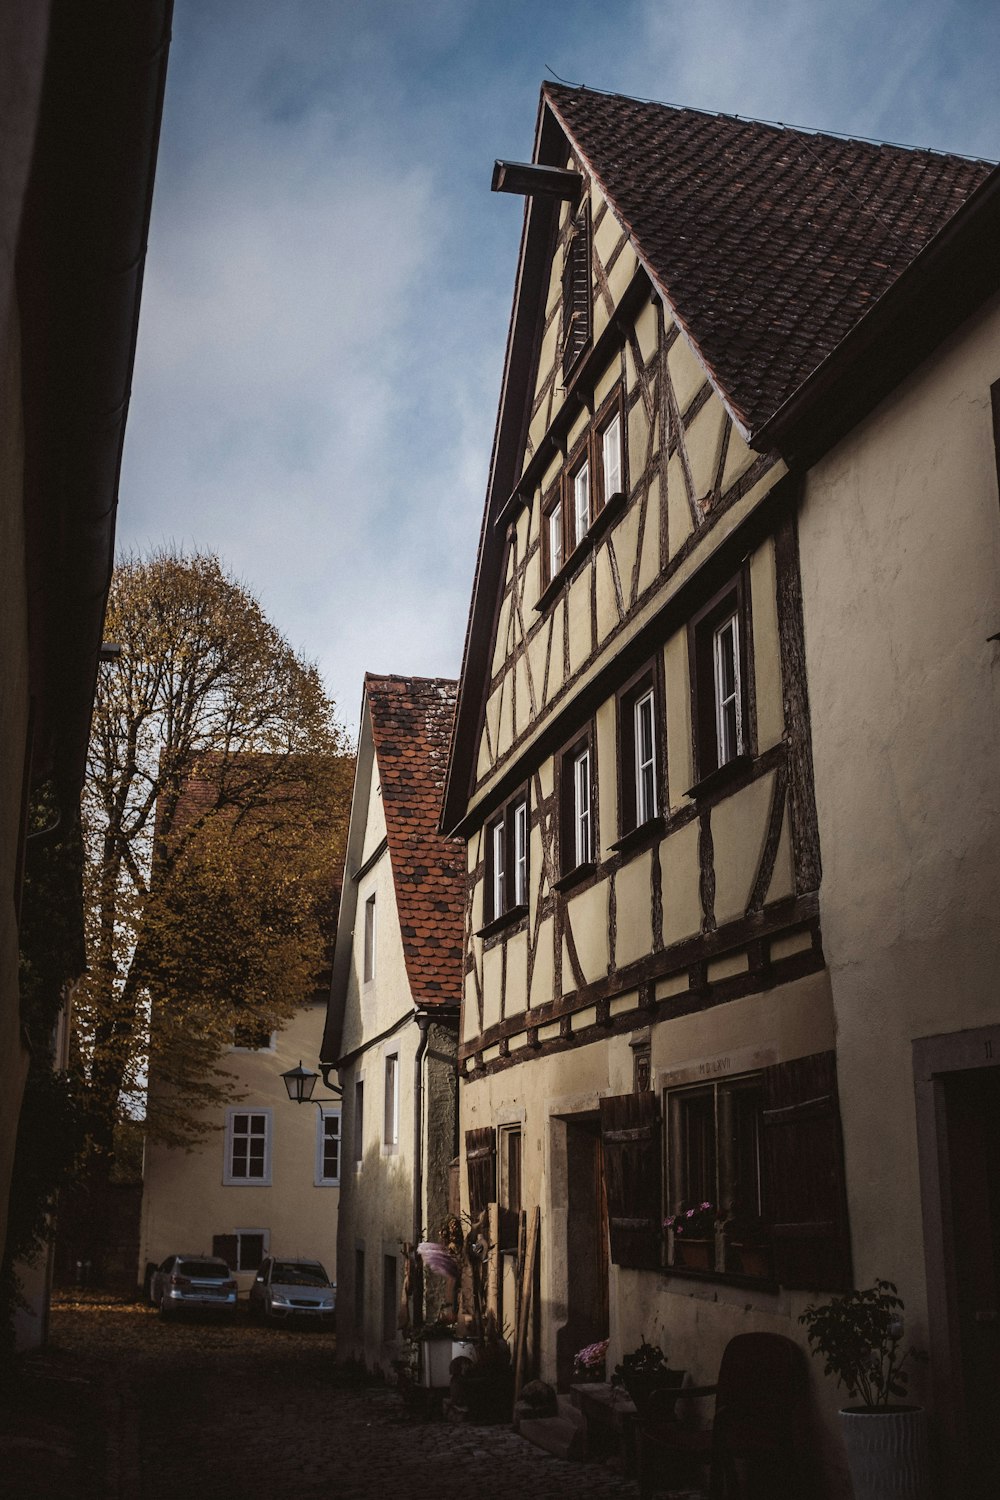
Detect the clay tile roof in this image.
<box><xmin>365</xmin><ymin>675</ymin><xmax>464</xmax><ymax>1007</ymax></box>
<box><xmin>544</xmin><ymin>83</ymin><xmax>994</xmax><ymax>435</ymax></box>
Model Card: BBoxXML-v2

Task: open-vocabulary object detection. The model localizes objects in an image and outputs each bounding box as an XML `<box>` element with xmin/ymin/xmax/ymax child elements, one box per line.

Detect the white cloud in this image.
<box><xmin>119</xmin><ymin>0</ymin><xmax>998</xmax><ymax>735</ymax></box>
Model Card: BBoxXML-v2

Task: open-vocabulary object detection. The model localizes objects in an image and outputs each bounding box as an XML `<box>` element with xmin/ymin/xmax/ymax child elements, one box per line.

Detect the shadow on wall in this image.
<box><xmin>335</xmin><ymin>1140</ymin><xmax>412</xmax><ymax>1369</ymax></box>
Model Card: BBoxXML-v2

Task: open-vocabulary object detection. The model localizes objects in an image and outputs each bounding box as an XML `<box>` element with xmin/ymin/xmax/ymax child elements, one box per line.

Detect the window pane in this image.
<box><xmin>713</xmin><ymin>613</ymin><xmax>742</xmax><ymax>766</ymax></box>
<box><xmin>354</xmin><ymin>1080</ymin><xmax>364</xmax><ymax>1163</ymax></box>
<box><xmin>549</xmin><ymin>501</ymin><xmax>563</xmax><ymax>576</ymax></box>
<box><xmin>323</xmin><ymin>1115</ymin><xmax>340</xmax><ymax>1180</ymax></box>
<box><xmin>240</xmin><ymin>1233</ymin><xmax>265</xmax><ymax>1272</ymax></box>
<box><xmin>513</xmin><ymin>801</ymin><xmax>527</xmax><ymax>905</ymax></box>
<box><xmin>492</xmin><ymin>819</ymin><xmax>505</xmax><ymax>915</ymax></box>
<box><xmin>602</xmin><ymin>415</ymin><xmax>621</xmax><ymax>498</ymax></box>
<box><xmin>573</xmin><ymin>461</ymin><xmax>590</xmax><ymax>547</ymax></box>
<box><xmin>634</xmin><ymin>690</ymin><xmax>657</xmax><ymax>823</ymax></box>
<box><xmin>384</xmin><ymin>1055</ymin><xmax>398</xmax><ymax>1146</ymax></box>
<box><xmin>574</xmin><ymin>749</ymin><xmax>591</xmax><ymax>866</ymax></box>
<box><xmin>503</xmin><ymin>1129</ymin><xmax>522</xmax><ymax>1212</ymax></box>
<box><xmin>364</xmin><ymin>893</ymin><xmax>376</xmax><ymax>981</ymax></box>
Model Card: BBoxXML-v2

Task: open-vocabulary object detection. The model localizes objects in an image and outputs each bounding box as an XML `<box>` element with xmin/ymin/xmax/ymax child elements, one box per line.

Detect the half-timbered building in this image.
<box><xmin>441</xmin><ymin>82</ymin><xmax>999</xmax><ymax>1490</ymax></box>
<box><xmin>323</xmin><ymin>676</ymin><xmax>464</xmax><ymax>1373</ymax></box>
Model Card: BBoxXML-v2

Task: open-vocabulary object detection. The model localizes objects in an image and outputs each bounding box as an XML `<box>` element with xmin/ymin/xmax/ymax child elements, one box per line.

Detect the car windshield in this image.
<box><xmin>272</xmin><ymin>1262</ymin><xmax>327</xmax><ymax>1286</ymax></box>
<box><xmin>179</xmin><ymin>1261</ymin><xmax>228</xmax><ymax>1279</ymax></box>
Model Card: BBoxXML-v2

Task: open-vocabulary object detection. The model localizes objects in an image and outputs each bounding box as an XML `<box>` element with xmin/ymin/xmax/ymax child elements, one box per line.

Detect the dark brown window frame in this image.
<box><xmin>539</xmin><ymin>382</ymin><xmax>629</xmax><ymax>597</ymax></box>
<box><xmin>663</xmin><ymin>1070</ymin><xmax>774</xmax><ymax>1284</ymax></box>
<box><xmin>481</xmin><ymin>787</ymin><xmax>530</xmax><ymax>934</ymax></box>
<box><xmin>687</xmin><ymin>571</ymin><xmax>753</xmax><ymax>795</ymax></box>
<box><xmin>556</xmin><ymin>721</ymin><xmax>598</xmax><ymax>887</ymax></box>
<box><xmin>614</xmin><ymin>657</ymin><xmax>665</xmax><ymax>848</ymax></box>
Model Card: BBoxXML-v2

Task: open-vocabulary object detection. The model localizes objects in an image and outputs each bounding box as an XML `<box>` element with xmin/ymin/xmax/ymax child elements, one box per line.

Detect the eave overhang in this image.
<box><xmin>17</xmin><ymin>0</ymin><xmax>173</xmax><ymax>811</ymax></box>
<box><xmin>756</xmin><ymin>161</ymin><xmax>1000</xmax><ymax>469</ymax></box>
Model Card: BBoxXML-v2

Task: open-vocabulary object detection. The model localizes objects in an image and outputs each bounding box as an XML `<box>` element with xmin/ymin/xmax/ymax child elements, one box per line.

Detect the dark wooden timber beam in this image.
<box><xmin>492</xmin><ymin>160</ymin><xmax>583</xmax><ymax>199</ymax></box>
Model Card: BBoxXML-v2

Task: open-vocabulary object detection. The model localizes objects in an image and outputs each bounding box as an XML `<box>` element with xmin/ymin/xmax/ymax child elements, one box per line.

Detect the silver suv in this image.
<box><xmin>150</xmin><ymin>1254</ymin><xmax>238</xmax><ymax>1318</ymax></box>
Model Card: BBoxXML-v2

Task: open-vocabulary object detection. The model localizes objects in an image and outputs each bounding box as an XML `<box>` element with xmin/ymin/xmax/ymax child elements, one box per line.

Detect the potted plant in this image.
<box><xmin>799</xmin><ymin>1280</ymin><xmax>929</xmax><ymax>1499</ymax></box>
<box><xmin>610</xmin><ymin>1337</ymin><xmax>685</xmax><ymax>1415</ymax></box>
<box><xmin>572</xmin><ymin>1338</ymin><xmax>609</xmax><ymax>1383</ymax></box>
<box><xmin>724</xmin><ymin>1211</ymin><xmax>771</xmax><ymax>1278</ymax></box>
<box><xmin>664</xmin><ymin>1201</ymin><xmax>718</xmax><ymax>1270</ymax></box>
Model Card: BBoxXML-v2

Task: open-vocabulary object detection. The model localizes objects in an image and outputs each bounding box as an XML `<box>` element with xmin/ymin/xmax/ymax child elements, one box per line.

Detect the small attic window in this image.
<box><xmin>561</xmin><ymin>203</ymin><xmax>591</xmax><ymax>379</ymax></box>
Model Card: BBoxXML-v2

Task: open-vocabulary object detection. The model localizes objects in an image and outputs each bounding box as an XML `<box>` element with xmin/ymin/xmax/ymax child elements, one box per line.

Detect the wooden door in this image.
<box><xmin>944</xmin><ymin>1068</ymin><xmax>1000</xmax><ymax>1497</ymax></box>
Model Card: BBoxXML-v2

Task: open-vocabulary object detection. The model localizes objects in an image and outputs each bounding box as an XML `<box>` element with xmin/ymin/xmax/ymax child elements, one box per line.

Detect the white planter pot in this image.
<box><xmin>452</xmin><ymin>1338</ymin><xmax>477</xmax><ymax>1364</ymax></box>
<box><xmin>839</xmin><ymin>1406</ymin><xmax>930</xmax><ymax>1499</ymax></box>
<box><xmin>421</xmin><ymin>1338</ymin><xmax>454</xmax><ymax>1388</ymax></box>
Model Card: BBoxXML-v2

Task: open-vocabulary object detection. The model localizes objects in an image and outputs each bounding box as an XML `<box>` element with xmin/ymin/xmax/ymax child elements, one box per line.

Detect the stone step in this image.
<box><xmin>517</xmin><ymin>1414</ymin><xmax>587</xmax><ymax>1462</ymax></box>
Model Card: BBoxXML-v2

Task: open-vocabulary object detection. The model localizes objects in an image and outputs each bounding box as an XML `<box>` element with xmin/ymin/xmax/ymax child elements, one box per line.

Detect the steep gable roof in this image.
<box><xmin>544</xmin><ymin>83</ymin><xmax>993</xmax><ymax>437</ymax></box>
<box><xmin>440</xmin><ymin>84</ymin><xmax>999</xmax><ymax>835</ymax></box>
<box><xmin>366</xmin><ymin>675</ymin><xmax>465</xmax><ymax>1007</ymax></box>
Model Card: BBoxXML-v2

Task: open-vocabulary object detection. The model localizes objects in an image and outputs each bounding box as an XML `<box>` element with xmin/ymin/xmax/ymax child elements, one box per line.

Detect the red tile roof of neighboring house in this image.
<box><xmin>544</xmin><ymin>83</ymin><xmax>994</xmax><ymax>435</ymax></box>
<box><xmin>366</xmin><ymin>675</ymin><xmax>465</xmax><ymax>1008</ymax></box>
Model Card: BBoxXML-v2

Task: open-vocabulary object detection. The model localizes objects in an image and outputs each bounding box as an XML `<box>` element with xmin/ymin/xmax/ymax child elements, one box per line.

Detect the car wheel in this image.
<box><xmin>158</xmin><ymin>1294</ymin><xmax>172</xmax><ymax>1320</ymax></box>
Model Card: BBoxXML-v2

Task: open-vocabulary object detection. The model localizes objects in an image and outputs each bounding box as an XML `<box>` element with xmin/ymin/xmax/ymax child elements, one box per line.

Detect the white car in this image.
<box><xmin>249</xmin><ymin>1257</ymin><xmax>336</xmax><ymax>1325</ymax></box>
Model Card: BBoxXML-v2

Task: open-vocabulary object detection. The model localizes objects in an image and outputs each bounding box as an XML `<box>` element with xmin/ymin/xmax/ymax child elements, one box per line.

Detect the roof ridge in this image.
<box><xmin>542</xmin><ymin>80</ymin><xmax>997</xmax><ymax>166</ymax></box>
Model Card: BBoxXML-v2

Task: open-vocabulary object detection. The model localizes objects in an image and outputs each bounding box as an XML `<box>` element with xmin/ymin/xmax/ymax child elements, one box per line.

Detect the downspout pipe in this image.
<box><xmin>412</xmin><ymin>1012</ymin><xmax>431</xmax><ymax>1328</ymax></box>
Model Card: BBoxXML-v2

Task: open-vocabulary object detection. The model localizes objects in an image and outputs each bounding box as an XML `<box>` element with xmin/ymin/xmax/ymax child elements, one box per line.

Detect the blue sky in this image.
<box><xmin>120</xmin><ymin>0</ymin><xmax>999</xmax><ymax>732</ymax></box>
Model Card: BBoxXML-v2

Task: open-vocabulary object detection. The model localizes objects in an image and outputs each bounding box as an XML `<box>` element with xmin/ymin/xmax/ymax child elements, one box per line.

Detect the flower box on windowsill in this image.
<box><xmin>728</xmin><ymin>1243</ymin><xmax>771</xmax><ymax>1279</ymax></box>
<box><xmin>684</xmin><ymin>753</ymin><xmax>753</xmax><ymax>804</ymax></box>
<box><xmin>610</xmin><ymin>816</ymin><xmax>665</xmax><ymax>859</ymax></box>
<box><xmin>476</xmin><ymin>903</ymin><xmax>528</xmax><ymax>941</ymax></box>
<box><xmin>552</xmin><ymin>860</ymin><xmax>597</xmax><ymax>893</ymax></box>
<box><xmin>674</xmin><ymin>1236</ymin><xmax>713</xmax><ymax>1271</ymax></box>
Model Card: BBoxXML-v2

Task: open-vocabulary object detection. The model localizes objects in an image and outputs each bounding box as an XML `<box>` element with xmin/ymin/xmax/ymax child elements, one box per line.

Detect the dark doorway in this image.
<box><xmin>942</xmin><ymin>1067</ymin><xmax>1000</xmax><ymax>1497</ymax></box>
<box><xmin>556</xmin><ymin>1116</ymin><xmax>609</xmax><ymax>1388</ymax></box>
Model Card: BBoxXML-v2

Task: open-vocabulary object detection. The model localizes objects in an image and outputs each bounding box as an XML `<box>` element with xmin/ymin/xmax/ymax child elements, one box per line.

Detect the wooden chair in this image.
<box><xmin>636</xmin><ymin>1332</ymin><xmax>813</xmax><ymax>1500</ymax></box>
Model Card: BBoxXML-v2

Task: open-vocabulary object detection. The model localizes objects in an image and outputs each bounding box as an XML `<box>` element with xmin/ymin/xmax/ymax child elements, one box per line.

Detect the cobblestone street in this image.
<box><xmin>1</xmin><ymin>1297</ymin><xmax>642</xmax><ymax>1499</ymax></box>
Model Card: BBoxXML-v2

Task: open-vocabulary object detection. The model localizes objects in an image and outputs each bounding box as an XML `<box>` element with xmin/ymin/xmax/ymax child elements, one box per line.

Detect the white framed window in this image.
<box><xmin>224</xmin><ymin>1109</ymin><xmax>272</xmax><ymax>1186</ymax></box>
<box><xmin>573</xmin><ymin>747</ymin><xmax>592</xmax><ymax>867</ymax></box>
<box><xmin>491</xmin><ymin>817</ymin><xmax>505</xmax><ymax>919</ymax></box>
<box><xmin>548</xmin><ymin>497</ymin><xmax>564</xmax><ymax>578</ymax></box>
<box><xmin>634</xmin><ymin>688</ymin><xmax>657</xmax><ymax>825</ymax></box>
<box><xmin>483</xmin><ymin>789</ymin><xmax>530</xmax><ymax>928</ymax></box>
<box><xmin>363</xmin><ymin>892</ymin><xmax>376</xmax><ymax>982</ymax></box>
<box><xmin>713</xmin><ymin>612</ymin><xmax>743</xmax><ymax>767</ymax></box>
<box><xmin>602</xmin><ymin>412</ymin><xmax>622</xmax><ymax>500</ymax></box>
<box><xmin>316</xmin><ymin>1106</ymin><xmax>341</xmax><ymax>1186</ymax></box>
<box><xmin>383</xmin><ymin>1053</ymin><xmax>399</xmax><ymax>1150</ymax></box>
<box><xmin>512</xmin><ymin>799</ymin><xmax>528</xmax><ymax>906</ymax></box>
<box><xmin>571</xmin><ymin>459</ymin><xmax>590</xmax><ymax>550</ymax></box>
<box><xmin>353</xmin><ymin>1078</ymin><xmax>365</xmax><ymax>1167</ymax></box>
<box><xmin>231</xmin><ymin>1016</ymin><xmax>275</xmax><ymax>1052</ymax></box>
<box><xmin>499</xmin><ymin>1124</ymin><xmax>522</xmax><ymax>1213</ymax></box>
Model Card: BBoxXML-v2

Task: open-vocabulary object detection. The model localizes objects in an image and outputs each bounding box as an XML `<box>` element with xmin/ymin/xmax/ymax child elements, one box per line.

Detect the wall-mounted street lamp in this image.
<box><xmin>280</xmin><ymin>1060</ymin><xmax>342</xmax><ymax>1106</ymax></box>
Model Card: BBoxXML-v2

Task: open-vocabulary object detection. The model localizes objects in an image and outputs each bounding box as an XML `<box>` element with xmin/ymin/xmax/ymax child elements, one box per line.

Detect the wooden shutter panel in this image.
<box><xmin>465</xmin><ymin>1127</ymin><xmax>496</xmax><ymax>1220</ymax></box>
<box><xmin>762</xmin><ymin>1050</ymin><xmax>852</xmax><ymax>1291</ymax></box>
<box><xmin>212</xmin><ymin>1234</ymin><xmax>238</xmax><ymax>1268</ymax></box>
<box><xmin>599</xmin><ymin>1091</ymin><xmax>662</xmax><ymax>1270</ymax></box>
<box><xmin>561</xmin><ymin>210</ymin><xmax>591</xmax><ymax>377</ymax></box>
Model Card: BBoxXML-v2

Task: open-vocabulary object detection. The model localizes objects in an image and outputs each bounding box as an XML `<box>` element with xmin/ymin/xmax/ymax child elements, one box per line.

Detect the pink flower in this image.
<box><xmin>416</xmin><ymin>1240</ymin><xmax>460</xmax><ymax>1280</ymax></box>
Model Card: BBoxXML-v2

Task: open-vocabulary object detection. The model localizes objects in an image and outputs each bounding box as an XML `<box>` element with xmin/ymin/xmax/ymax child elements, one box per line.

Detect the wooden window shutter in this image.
<box><xmin>762</xmin><ymin>1050</ymin><xmax>852</xmax><ymax>1291</ymax></box>
<box><xmin>212</xmin><ymin>1234</ymin><xmax>238</xmax><ymax>1268</ymax></box>
<box><xmin>561</xmin><ymin>208</ymin><xmax>591</xmax><ymax>377</ymax></box>
<box><xmin>465</xmin><ymin>1127</ymin><xmax>496</xmax><ymax>1220</ymax></box>
<box><xmin>599</xmin><ymin>1091</ymin><xmax>662</xmax><ymax>1270</ymax></box>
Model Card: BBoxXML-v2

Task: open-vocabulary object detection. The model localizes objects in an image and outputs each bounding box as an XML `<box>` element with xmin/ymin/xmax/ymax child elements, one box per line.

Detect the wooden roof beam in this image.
<box><xmin>491</xmin><ymin>160</ymin><xmax>582</xmax><ymax>199</ymax></box>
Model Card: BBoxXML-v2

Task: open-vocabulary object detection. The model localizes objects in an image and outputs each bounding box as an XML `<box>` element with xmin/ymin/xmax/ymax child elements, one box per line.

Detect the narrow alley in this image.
<box><xmin>1</xmin><ymin>1296</ymin><xmax>642</xmax><ymax>1500</ymax></box>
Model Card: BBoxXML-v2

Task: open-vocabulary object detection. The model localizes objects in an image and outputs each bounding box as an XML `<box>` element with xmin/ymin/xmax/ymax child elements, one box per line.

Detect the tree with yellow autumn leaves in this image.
<box><xmin>74</xmin><ymin>550</ymin><xmax>352</xmax><ymax>1207</ymax></box>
